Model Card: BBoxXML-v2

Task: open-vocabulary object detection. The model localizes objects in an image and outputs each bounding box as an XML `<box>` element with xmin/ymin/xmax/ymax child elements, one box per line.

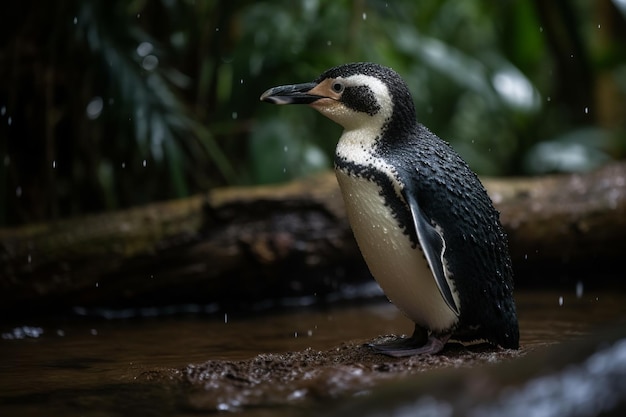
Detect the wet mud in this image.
<box><xmin>140</xmin><ymin>337</ymin><xmax>522</xmax><ymax>412</ymax></box>
<box><xmin>137</xmin><ymin>323</ymin><xmax>626</xmax><ymax>417</ymax></box>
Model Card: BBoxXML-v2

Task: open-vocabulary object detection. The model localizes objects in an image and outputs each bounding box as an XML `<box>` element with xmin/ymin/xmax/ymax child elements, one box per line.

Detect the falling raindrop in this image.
<box><xmin>576</xmin><ymin>281</ymin><xmax>584</xmax><ymax>298</ymax></box>
<box><xmin>142</xmin><ymin>159</ymin><xmax>147</xmax><ymax>167</ymax></box>
<box><xmin>224</xmin><ymin>313</ymin><xmax>228</xmax><ymax>324</ymax></box>
<box><xmin>52</xmin><ymin>160</ymin><xmax>56</xmax><ymax>169</ymax></box>
<box><xmin>327</xmin><ymin>40</ymin><xmax>332</xmax><ymax>46</ymax></box>
<box><xmin>558</xmin><ymin>296</ymin><xmax>564</xmax><ymax>306</ymax></box>
<box><xmin>7</xmin><ymin>116</ymin><xmax>12</xmax><ymax>126</ymax></box>
<box><xmin>86</xmin><ymin>96</ymin><xmax>104</xmax><ymax>120</ymax></box>
<box><xmin>121</xmin><ymin>162</ymin><xmax>126</xmax><ymax>168</ymax></box>
<box><xmin>90</xmin><ymin>329</ymin><xmax>98</xmax><ymax>336</ymax></box>
<box><xmin>56</xmin><ymin>329</ymin><xmax>65</xmax><ymax>337</ymax></box>
<box><xmin>362</xmin><ymin>12</ymin><xmax>367</xmax><ymax>20</ymax></box>
<box><xmin>584</xmin><ymin>106</ymin><xmax>589</xmax><ymax>114</ymax></box>
<box><xmin>284</xmin><ymin>145</ymin><xmax>288</xmax><ymax>152</ymax></box>
<box><xmin>231</xmin><ymin>112</ymin><xmax>238</xmax><ymax>120</ymax></box>
<box><xmin>136</xmin><ymin>13</ymin><xmax>141</xmax><ymax>19</ymax></box>
<box><xmin>73</xmin><ymin>16</ymin><xmax>78</xmax><ymax>25</ymax></box>
<box><xmin>15</xmin><ymin>186</ymin><xmax>22</xmax><ymax>197</ymax></box>
<box><xmin>1</xmin><ymin>106</ymin><xmax>5</xmax><ymax>115</ymax></box>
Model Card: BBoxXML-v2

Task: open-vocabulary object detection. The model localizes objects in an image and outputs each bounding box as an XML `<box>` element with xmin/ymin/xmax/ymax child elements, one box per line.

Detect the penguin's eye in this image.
<box><xmin>331</xmin><ymin>81</ymin><xmax>345</xmax><ymax>94</ymax></box>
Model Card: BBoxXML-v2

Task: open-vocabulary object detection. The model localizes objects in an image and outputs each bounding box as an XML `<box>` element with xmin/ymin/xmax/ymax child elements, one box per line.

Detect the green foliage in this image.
<box><xmin>1</xmin><ymin>0</ymin><xmax>625</xmax><ymax>225</ymax></box>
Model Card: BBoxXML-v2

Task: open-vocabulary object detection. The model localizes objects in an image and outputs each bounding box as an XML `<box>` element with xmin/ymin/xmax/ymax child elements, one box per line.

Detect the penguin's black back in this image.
<box><xmin>384</xmin><ymin>125</ymin><xmax>519</xmax><ymax>349</ymax></box>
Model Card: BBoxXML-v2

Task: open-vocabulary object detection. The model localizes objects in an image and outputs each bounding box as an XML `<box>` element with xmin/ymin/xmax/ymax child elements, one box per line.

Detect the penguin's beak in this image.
<box><xmin>260</xmin><ymin>82</ymin><xmax>321</xmax><ymax>105</ymax></box>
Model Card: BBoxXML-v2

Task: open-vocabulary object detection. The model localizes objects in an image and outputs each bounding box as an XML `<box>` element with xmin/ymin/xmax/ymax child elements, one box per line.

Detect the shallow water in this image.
<box><xmin>1</xmin><ymin>288</ymin><xmax>625</xmax><ymax>416</ymax></box>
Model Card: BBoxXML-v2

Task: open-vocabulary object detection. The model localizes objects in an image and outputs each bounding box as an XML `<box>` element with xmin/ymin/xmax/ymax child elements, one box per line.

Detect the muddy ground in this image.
<box><xmin>139</xmin><ymin>336</ymin><xmax>523</xmax><ymax>412</ymax></box>
<box><xmin>136</xmin><ymin>324</ymin><xmax>626</xmax><ymax>416</ymax></box>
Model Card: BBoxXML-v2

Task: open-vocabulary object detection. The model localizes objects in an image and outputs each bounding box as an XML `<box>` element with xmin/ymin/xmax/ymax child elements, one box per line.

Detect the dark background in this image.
<box><xmin>1</xmin><ymin>0</ymin><xmax>625</xmax><ymax>227</ymax></box>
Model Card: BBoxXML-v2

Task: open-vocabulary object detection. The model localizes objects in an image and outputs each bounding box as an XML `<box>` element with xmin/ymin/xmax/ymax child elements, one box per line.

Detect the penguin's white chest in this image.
<box><xmin>335</xmin><ymin>170</ymin><xmax>458</xmax><ymax>332</ymax></box>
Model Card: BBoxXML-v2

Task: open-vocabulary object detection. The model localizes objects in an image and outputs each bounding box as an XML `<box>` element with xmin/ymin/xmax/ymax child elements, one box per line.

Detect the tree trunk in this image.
<box><xmin>1</xmin><ymin>163</ymin><xmax>625</xmax><ymax>314</ymax></box>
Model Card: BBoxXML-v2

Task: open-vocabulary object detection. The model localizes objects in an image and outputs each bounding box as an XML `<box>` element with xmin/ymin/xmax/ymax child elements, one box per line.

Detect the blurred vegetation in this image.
<box><xmin>1</xmin><ymin>0</ymin><xmax>625</xmax><ymax>226</ymax></box>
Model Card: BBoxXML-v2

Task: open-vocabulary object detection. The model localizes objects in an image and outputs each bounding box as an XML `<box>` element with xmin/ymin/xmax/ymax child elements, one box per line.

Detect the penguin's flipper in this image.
<box><xmin>403</xmin><ymin>191</ymin><xmax>460</xmax><ymax>316</ymax></box>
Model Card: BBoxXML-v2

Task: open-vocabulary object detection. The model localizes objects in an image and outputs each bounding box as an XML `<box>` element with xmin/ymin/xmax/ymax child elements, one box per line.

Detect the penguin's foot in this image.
<box><xmin>369</xmin><ymin>326</ymin><xmax>450</xmax><ymax>357</ymax></box>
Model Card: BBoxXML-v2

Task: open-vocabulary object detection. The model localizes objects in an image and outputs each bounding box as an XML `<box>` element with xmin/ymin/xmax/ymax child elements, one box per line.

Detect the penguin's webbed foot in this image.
<box><xmin>369</xmin><ymin>325</ymin><xmax>450</xmax><ymax>357</ymax></box>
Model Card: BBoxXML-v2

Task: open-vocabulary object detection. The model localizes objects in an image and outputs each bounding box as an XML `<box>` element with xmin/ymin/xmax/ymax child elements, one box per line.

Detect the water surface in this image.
<box><xmin>1</xmin><ymin>288</ymin><xmax>625</xmax><ymax>416</ymax></box>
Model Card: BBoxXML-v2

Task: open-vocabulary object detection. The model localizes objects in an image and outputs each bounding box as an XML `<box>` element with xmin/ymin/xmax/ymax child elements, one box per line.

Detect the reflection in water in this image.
<box><xmin>0</xmin><ymin>289</ymin><xmax>625</xmax><ymax>416</ymax></box>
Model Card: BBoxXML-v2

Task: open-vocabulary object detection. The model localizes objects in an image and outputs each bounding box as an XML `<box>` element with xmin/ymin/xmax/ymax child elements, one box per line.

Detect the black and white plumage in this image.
<box><xmin>260</xmin><ymin>62</ymin><xmax>519</xmax><ymax>356</ymax></box>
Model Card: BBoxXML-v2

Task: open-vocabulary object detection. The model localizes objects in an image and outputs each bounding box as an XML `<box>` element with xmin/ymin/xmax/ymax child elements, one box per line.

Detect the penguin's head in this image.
<box><xmin>260</xmin><ymin>62</ymin><xmax>416</xmax><ymax>133</ymax></box>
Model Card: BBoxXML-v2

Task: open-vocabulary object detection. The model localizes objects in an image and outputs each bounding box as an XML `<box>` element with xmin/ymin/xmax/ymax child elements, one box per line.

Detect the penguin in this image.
<box><xmin>260</xmin><ymin>62</ymin><xmax>519</xmax><ymax>356</ymax></box>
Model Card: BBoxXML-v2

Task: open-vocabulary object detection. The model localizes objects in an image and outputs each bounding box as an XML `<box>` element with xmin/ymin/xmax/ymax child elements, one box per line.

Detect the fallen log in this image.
<box><xmin>490</xmin><ymin>162</ymin><xmax>626</xmax><ymax>281</ymax></box>
<box><xmin>1</xmin><ymin>162</ymin><xmax>625</xmax><ymax>313</ymax></box>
